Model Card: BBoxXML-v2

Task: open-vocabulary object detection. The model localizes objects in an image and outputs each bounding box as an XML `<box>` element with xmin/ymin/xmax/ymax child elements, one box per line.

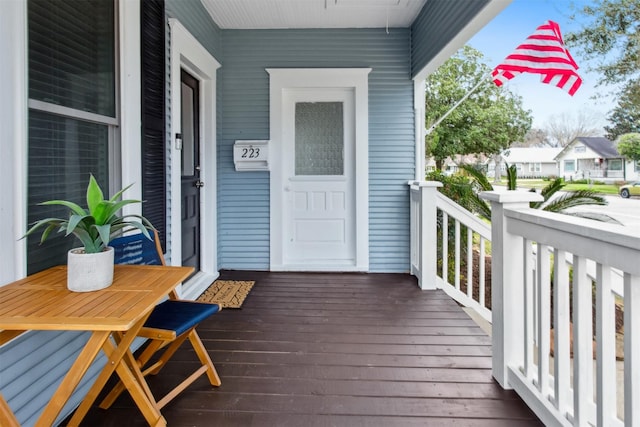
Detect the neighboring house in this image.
<box><xmin>623</xmin><ymin>158</ymin><xmax>640</xmax><ymax>182</ymax></box>
<box><xmin>494</xmin><ymin>147</ymin><xmax>562</xmax><ymax>178</ymax></box>
<box><xmin>0</xmin><ymin>0</ymin><xmax>510</xmax><ymax>424</ymax></box>
<box><xmin>555</xmin><ymin>136</ymin><xmax>626</xmax><ymax>182</ymax></box>
<box><xmin>425</xmin><ymin>154</ymin><xmax>488</xmax><ymax>176</ymax></box>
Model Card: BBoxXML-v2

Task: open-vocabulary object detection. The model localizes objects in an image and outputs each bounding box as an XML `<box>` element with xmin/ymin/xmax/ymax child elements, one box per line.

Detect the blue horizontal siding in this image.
<box><xmin>0</xmin><ymin>331</ymin><xmax>106</xmax><ymax>425</ymax></box>
<box><xmin>218</xmin><ymin>28</ymin><xmax>415</xmax><ymax>272</ymax></box>
<box><xmin>166</xmin><ymin>0</ymin><xmax>222</xmax><ymax>59</ymax></box>
<box><xmin>411</xmin><ymin>0</ymin><xmax>489</xmax><ymax>77</ymax></box>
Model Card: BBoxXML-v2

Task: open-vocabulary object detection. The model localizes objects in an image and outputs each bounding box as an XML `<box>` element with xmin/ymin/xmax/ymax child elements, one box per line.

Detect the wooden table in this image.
<box><xmin>0</xmin><ymin>264</ymin><xmax>194</xmax><ymax>427</ymax></box>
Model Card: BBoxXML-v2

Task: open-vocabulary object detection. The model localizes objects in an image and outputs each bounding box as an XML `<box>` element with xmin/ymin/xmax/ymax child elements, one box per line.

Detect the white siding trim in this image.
<box><xmin>267</xmin><ymin>68</ymin><xmax>371</xmax><ymax>272</ymax></box>
<box><xmin>120</xmin><ymin>0</ymin><xmax>142</xmax><ymax>216</ymax></box>
<box><xmin>168</xmin><ymin>18</ymin><xmax>221</xmax><ymax>297</ymax></box>
<box><xmin>0</xmin><ymin>0</ymin><xmax>28</xmax><ymax>284</ymax></box>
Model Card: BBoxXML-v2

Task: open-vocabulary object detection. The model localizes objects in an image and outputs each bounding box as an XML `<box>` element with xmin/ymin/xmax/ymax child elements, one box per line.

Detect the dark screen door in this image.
<box><xmin>180</xmin><ymin>70</ymin><xmax>201</xmax><ymax>272</ymax></box>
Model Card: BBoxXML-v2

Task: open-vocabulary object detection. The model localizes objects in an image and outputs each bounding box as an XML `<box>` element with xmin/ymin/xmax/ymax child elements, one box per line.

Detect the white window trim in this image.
<box><xmin>564</xmin><ymin>159</ymin><xmax>576</xmax><ymax>172</ymax></box>
<box><xmin>267</xmin><ymin>68</ymin><xmax>371</xmax><ymax>272</ymax></box>
<box><xmin>1</xmin><ymin>0</ymin><xmax>28</xmax><ymax>283</ymax></box>
<box><xmin>119</xmin><ymin>0</ymin><xmax>142</xmax><ymax>206</ymax></box>
<box><xmin>168</xmin><ymin>19</ymin><xmax>221</xmax><ymax>298</ymax></box>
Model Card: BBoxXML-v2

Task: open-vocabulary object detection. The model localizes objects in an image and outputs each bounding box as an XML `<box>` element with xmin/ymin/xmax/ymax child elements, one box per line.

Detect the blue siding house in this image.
<box><xmin>0</xmin><ymin>0</ymin><xmax>509</xmax><ymax>424</ymax></box>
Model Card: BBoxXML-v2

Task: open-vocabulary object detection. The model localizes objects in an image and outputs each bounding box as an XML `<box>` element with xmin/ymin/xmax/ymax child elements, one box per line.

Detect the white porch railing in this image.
<box><xmin>409</xmin><ymin>181</ymin><xmax>492</xmax><ymax>321</ymax></box>
<box><xmin>409</xmin><ymin>181</ymin><xmax>640</xmax><ymax>426</ymax></box>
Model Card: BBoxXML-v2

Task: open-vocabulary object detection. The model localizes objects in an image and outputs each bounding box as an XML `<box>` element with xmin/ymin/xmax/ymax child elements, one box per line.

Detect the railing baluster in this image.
<box><xmin>523</xmin><ymin>239</ymin><xmax>534</xmax><ymax>380</ymax></box>
<box><xmin>624</xmin><ymin>272</ymin><xmax>640</xmax><ymax>425</ymax></box>
<box><xmin>553</xmin><ymin>249</ymin><xmax>570</xmax><ymax>412</ymax></box>
<box><xmin>454</xmin><ymin>220</ymin><xmax>460</xmax><ymax>290</ymax></box>
<box><xmin>537</xmin><ymin>244</ymin><xmax>551</xmax><ymax>396</ymax></box>
<box><xmin>442</xmin><ymin>212</ymin><xmax>448</xmax><ymax>284</ymax></box>
<box><xmin>467</xmin><ymin>228</ymin><xmax>473</xmax><ymax>299</ymax></box>
<box><xmin>573</xmin><ymin>254</ymin><xmax>593</xmax><ymax>424</ymax></box>
<box><xmin>596</xmin><ymin>264</ymin><xmax>616</xmax><ymax>426</ymax></box>
<box><xmin>479</xmin><ymin>237</ymin><xmax>485</xmax><ymax>308</ymax></box>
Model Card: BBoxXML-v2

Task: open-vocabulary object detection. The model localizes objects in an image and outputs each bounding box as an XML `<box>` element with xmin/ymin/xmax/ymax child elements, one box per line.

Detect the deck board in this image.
<box><xmin>77</xmin><ymin>271</ymin><xmax>541</xmax><ymax>426</ymax></box>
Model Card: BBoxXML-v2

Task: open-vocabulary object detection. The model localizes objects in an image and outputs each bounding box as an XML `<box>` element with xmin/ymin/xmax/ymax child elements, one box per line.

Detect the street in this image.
<box><xmin>494</xmin><ymin>184</ymin><xmax>640</xmax><ymax>232</ymax></box>
<box><xmin>568</xmin><ymin>193</ymin><xmax>640</xmax><ymax>231</ymax></box>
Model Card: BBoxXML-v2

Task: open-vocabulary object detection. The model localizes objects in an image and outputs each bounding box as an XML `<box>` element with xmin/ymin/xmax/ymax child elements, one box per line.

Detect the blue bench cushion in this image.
<box><xmin>144</xmin><ymin>300</ymin><xmax>220</xmax><ymax>336</ymax></box>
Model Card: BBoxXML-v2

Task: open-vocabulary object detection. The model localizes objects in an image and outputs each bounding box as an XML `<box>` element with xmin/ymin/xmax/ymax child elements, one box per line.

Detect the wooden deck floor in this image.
<box><xmin>77</xmin><ymin>271</ymin><xmax>542</xmax><ymax>426</ymax></box>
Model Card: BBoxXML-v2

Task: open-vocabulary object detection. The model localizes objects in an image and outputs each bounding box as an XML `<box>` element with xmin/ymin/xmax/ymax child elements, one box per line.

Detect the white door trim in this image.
<box><xmin>169</xmin><ymin>19</ymin><xmax>220</xmax><ymax>298</ymax></box>
<box><xmin>267</xmin><ymin>68</ymin><xmax>371</xmax><ymax>272</ymax></box>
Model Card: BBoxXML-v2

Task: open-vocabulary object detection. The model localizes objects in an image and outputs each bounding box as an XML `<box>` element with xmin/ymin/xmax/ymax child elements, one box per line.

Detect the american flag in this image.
<box><xmin>492</xmin><ymin>20</ymin><xmax>582</xmax><ymax>96</ymax></box>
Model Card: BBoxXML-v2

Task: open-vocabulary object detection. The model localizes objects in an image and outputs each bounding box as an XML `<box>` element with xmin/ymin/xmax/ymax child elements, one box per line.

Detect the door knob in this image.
<box><xmin>195</xmin><ymin>180</ymin><xmax>205</xmax><ymax>188</ymax></box>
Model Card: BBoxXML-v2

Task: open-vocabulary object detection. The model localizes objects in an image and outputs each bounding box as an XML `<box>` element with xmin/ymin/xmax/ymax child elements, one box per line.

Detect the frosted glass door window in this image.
<box><xmin>295</xmin><ymin>102</ymin><xmax>344</xmax><ymax>176</ymax></box>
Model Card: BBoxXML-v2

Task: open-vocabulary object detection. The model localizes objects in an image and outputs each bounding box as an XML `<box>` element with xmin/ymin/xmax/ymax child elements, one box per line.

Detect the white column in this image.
<box><xmin>480</xmin><ymin>190</ymin><xmax>542</xmax><ymax>388</ymax></box>
<box><xmin>413</xmin><ymin>80</ymin><xmax>426</xmax><ymax>181</ymax></box>
<box><xmin>410</xmin><ymin>181</ymin><xmax>442</xmax><ymax>290</ymax></box>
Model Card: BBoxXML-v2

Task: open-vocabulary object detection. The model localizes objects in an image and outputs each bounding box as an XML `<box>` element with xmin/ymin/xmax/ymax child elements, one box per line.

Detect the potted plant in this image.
<box><xmin>24</xmin><ymin>174</ymin><xmax>154</xmax><ymax>292</ymax></box>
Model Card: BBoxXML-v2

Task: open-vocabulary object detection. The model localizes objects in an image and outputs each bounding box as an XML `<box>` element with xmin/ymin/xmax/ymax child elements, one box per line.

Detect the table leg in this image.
<box><xmin>109</xmin><ymin>341</ymin><xmax>167</xmax><ymax>426</ymax></box>
<box><xmin>34</xmin><ymin>331</ymin><xmax>111</xmax><ymax>427</ymax></box>
<box><xmin>0</xmin><ymin>393</ymin><xmax>20</xmax><ymax>427</ymax></box>
<box><xmin>68</xmin><ymin>315</ymin><xmax>165</xmax><ymax>427</ymax></box>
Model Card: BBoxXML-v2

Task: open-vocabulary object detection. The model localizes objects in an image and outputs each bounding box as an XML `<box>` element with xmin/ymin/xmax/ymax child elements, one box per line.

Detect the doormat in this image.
<box><xmin>197</xmin><ymin>280</ymin><xmax>255</xmax><ymax>308</ymax></box>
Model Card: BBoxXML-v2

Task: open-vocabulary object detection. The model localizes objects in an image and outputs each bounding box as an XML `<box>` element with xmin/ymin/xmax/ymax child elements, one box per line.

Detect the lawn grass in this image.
<box><xmin>562</xmin><ymin>183</ymin><xmax>620</xmax><ymax>195</ymax></box>
<box><xmin>493</xmin><ymin>179</ymin><xmax>621</xmax><ymax>195</ymax></box>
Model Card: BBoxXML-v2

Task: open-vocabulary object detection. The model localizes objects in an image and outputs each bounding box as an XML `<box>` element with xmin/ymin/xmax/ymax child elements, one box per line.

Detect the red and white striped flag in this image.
<box><xmin>492</xmin><ymin>20</ymin><xmax>582</xmax><ymax>96</ymax></box>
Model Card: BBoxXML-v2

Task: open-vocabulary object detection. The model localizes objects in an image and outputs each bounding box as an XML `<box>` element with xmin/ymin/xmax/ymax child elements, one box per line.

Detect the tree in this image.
<box><xmin>544</xmin><ymin>110</ymin><xmax>602</xmax><ymax>147</ymax></box>
<box><xmin>566</xmin><ymin>0</ymin><xmax>640</xmax><ymax>88</ymax></box>
<box><xmin>425</xmin><ymin>46</ymin><xmax>532</xmax><ymax>169</ymax></box>
<box><xmin>617</xmin><ymin>133</ymin><xmax>640</xmax><ymax>162</ymax></box>
<box><xmin>511</xmin><ymin>128</ymin><xmax>552</xmax><ymax>148</ymax></box>
<box><xmin>605</xmin><ymin>80</ymin><xmax>640</xmax><ymax>140</ymax></box>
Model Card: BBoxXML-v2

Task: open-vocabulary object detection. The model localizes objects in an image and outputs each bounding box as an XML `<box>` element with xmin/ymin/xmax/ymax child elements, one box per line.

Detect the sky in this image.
<box><xmin>467</xmin><ymin>0</ymin><xmax>617</xmax><ymax>130</ymax></box>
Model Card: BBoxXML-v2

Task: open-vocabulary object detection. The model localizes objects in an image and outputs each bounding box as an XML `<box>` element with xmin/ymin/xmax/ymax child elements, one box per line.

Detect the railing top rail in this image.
<box><xmin>408</xmin><ymin>180</ymin><xmax>442</xmax><ymax>190</ymax></box>
<box><xmin>436</xmin><ymin>192</ymin><xmax>491</xmax><ymax>239</ymax></box>
<box><xmin>505</xmin><ymin>207</ymin><xmax>640</xmax><ymax>275</ymax></box>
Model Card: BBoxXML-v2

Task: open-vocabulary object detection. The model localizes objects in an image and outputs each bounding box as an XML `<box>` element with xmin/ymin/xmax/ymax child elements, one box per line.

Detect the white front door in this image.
<box><xmin>268</xmin><ymin>68</ymin><xmax>370</xmax><ymax>272</ymax></box>
<box><xmin>282</xmin><ymin>88</ymin><xmax>356</xmax><ymax>268</ymax></box>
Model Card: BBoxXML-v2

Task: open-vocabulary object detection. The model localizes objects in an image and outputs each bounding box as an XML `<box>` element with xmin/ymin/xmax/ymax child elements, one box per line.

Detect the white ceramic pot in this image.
<box><xmin>67</xmin><ymin>247</ymin><xmax>115</xmax><ymax>292</ymax></box>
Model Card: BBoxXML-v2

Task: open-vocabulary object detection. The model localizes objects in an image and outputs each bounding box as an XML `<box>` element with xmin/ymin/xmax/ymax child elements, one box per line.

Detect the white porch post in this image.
<box><xmin>413</xmin><ymin>79</ymin><xmax>426</xmax><ymax>181</ymax></box>
<box><xmin>410</xmin><ymin>181</ymin><xmax>441</xmax><ymax>290</ymax></box>
<box><xmin>480</xmin><ymin>190</ymin><xmax>542</xmax><ymax>388</ymax></box>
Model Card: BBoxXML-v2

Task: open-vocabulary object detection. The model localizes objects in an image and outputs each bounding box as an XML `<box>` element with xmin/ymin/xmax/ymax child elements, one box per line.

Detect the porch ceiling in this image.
<box><xmin>200</xmin><ymin>0</ymin><xmax>428</xmax><ymax>29</ymax></box>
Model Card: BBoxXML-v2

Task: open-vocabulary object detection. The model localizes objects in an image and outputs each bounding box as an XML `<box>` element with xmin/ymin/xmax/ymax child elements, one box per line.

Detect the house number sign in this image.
<box><xmin>240</xmin><ymin>147</ymin><xmax>261</xmax><ymax>159</ymax></box>
<box><xmin>233</xmin><ymin>140</ymin><xmax>270</xmax><ymax>171</ymax></box>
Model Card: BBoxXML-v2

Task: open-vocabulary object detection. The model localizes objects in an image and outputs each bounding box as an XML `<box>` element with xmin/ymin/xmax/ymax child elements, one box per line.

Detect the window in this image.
<box><xmin>574</xmin><ymin>145</ymin><xmax>586</xmax><ymax>153</ymax></box>
<box><xmin>564</xmin><ymin>160</ymin><xmax>575</xmax><ymax>172</ymax></box>
<box><xmin>635</xmin><ymin>160</ymin><xmax>640</xmax><ymax>171</ymax></box>
<box><xmin>295</xmin><ymin>102</ymin><xmax>344</xmax><ymax>176</ymax></box>
<box><xmin>27</xmin><ymin>0</ymin><xmax>117</xmax><ymax>274</ymax></box>
<box><xmin>608</xmin><ymin>159</ymin><xmax>623</xmax><ymax>171</ymax></box>
<box><xmin>529</xmin><ymin>163</ymin><xmax>541</xmax><ymax>173</ymax></box>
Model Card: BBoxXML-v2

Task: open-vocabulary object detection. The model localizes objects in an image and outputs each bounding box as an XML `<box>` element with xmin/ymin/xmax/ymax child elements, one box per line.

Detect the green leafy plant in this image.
<box><xmin>454</xmin><ymin>164</ymin><xmax>618</xmax><ymax>223</ymax></box>
<box><xmin>24</xmin><ymin>175</ymin><xmax>153</xmax><ymax>253</ymax></box>
<box><xmin>505</xmin><ymin>162</ymin><xmax>518</xmax><ymax>190</ymax></box>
